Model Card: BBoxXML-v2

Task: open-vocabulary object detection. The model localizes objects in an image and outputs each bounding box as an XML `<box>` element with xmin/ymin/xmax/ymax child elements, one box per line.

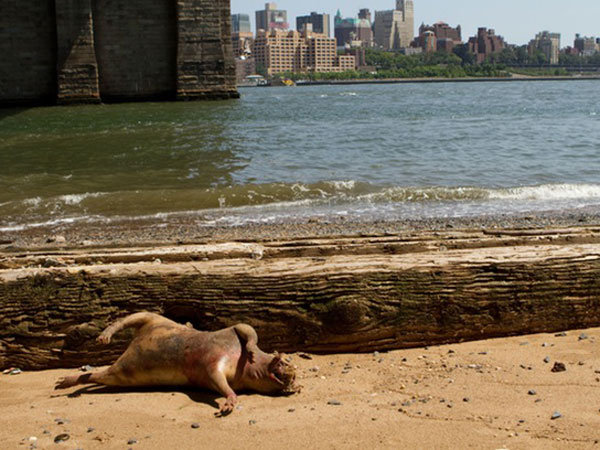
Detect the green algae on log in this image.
<box><xmin>2</xmin><ymin>228</ymin><xmax>600</xmax><ymax>370</ymax></box>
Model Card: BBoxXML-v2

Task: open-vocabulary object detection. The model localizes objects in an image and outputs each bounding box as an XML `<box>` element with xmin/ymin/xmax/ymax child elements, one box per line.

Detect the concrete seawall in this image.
<box><xmin>0</xmin><ymin>0</ymin><xmax>239</xmax><ymax>106</ymax></box>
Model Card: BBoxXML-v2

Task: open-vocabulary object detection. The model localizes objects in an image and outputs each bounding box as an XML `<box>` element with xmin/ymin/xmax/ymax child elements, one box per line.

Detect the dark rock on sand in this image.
<box><xmin>54</xmin><ymin>434</ymin><xmax>69</xmax><ymax>443</ymax></box>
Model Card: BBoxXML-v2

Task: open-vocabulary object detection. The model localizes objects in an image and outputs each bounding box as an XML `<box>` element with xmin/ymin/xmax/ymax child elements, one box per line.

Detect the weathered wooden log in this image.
<box><xmin>2</xmin><ymin>228</ymin><xmax>600</xmax><ymax>370</ymax></box>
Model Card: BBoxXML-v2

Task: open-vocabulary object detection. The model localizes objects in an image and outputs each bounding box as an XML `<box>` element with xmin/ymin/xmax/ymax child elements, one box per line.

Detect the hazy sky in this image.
<box><xmin>230</xmin><ymin>0</ymin><xmax>599</xmax><ymax>46</ymax></box>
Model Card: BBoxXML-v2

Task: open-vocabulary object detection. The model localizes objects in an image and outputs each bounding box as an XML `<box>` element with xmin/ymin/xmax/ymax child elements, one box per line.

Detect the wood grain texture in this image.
<box><xmin>2</xmin><ymin>228</ymin><xmax>600</xmax><ymax>370</ymax></box>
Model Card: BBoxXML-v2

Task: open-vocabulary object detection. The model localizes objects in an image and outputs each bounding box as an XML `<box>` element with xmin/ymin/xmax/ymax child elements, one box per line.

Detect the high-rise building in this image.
<box><xmin>528</xmin><ymin>31</ymin><xmax>560</xmax><ymax>65</ymax></box>
<box><xmin>574</xmin><ymin>34</ymin><xmax>598</xmax><ymax>56</ymax></box>
<box><xmin>231</xmin><ymin>14</ymin><xmax>251</xmax><ymax>34</ymax></box>
<box><xmin>297</xmin><ymin>12</ymin><xmax>330</xmax><ymax>37</ymax></box>
<box><xmin>334</xmin><ymin>9</ymin><xmax>374</xmax><ymax>48</ymax></box>
<box><xmin>467</xmin><ymin>28</ymin><xmax>506</xmax><ymax>63</ymax></box>
<box><xmin>374</xmin><ymin>0</ymin><xmax>414</xmax><ymax>50</ymax></box>
<box><xmin>253</xmin><ymin>29</ymin><xmax>356</xmax><ymax>75</ymax></box>
<box><xmin>358</xmin><ymin>9</ymin><xmax>372</xmax><ymax>22</ymax></box>
<box><xmin>255</xmin><ymin>3</ymin><xmax>289</xmax><ymax>33</ymax></box>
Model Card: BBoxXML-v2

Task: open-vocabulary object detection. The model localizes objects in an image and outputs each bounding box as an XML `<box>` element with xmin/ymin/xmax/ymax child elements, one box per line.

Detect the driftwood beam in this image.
<box><xmin>2</xmin><ymin>228</ymin><xmax>600</xmax><ymax>370</ymax></box>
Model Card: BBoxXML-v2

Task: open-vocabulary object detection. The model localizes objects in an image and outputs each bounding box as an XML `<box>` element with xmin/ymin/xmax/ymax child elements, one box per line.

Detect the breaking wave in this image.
<box><xmin>2</xmin><ymin>182</ymin><xmax>600</xmax><ymax>231</ymax></box>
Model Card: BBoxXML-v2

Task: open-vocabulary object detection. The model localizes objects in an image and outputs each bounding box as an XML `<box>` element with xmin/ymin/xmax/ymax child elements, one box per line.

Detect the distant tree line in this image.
<box><xmin>482</xmin><ymin>45</ymin><xmax>600</xmax><ymax>66</ymax></box>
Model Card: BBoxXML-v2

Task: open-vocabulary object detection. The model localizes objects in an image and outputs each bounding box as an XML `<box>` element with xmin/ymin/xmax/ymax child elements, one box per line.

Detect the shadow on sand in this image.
<box><xmin>55</xmin><ymin>385</ymin><xmax>221</xmax><ymax>412</ymax></box>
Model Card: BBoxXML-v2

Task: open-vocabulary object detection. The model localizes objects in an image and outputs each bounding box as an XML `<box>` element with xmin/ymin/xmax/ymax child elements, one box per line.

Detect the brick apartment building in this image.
<box><xmin>253</xmin><ymin>28</ymin><xmax>356</xmax><ymax>75</ymax></box>
<box><xmin>468</xmin><ymin>28</ymin><xmax>506</xmax><ymax>63</ymax></box>
<box><xmin>416</xmin><ymin>22</ymin><xmax>461</xmax><ymax>53</ymax></box>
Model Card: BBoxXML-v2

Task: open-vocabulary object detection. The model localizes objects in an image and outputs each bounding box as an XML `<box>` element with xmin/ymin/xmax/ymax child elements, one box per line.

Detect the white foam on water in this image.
<box><xmin>23</xmin><ymin>197</ymin><xmax>42</xmax><ymax>207</ymax></box>
<box><xmin>489</xmin><ymin>184</ymin><xmax>600</xmax><ymax>201</ymax></box>
<box><xmin>58</xmin><ymin>192</ymin><xmax>105</xmax><ymax>205</ymax></box>
<box><xmin>0</xmin><ymin>216</ymin><xmax>94</xmax><ymax>232</ymax></box>
<box><xmin>326</xmin><ymin>180</ymin><xmax>356</xmax><ymax>190</ymax></box>
<box><xmin>5</xmin><ymin>183</ymin><xmax>600</xmax><ymax>232</ymax></box>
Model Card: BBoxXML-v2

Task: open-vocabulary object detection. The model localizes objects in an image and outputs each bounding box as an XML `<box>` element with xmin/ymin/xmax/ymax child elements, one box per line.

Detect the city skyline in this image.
<box><xmin>231</xmin><ymin>0</ymin><xmax>600</xmax><ymax>46</ymax></box>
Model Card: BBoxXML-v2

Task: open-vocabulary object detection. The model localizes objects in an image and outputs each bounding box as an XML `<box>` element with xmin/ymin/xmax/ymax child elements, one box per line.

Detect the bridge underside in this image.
<box><xmin>0</xmin><ymin>0</ymin><xmax>239</xmax><ymax>106</ymax></box>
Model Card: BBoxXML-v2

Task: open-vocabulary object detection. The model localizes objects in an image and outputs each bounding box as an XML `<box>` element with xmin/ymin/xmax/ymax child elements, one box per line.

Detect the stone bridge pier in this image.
<box><xmin>0</xmin><ymin>0</ymin><xmax>239</xmax><ymax>106</ymax></box>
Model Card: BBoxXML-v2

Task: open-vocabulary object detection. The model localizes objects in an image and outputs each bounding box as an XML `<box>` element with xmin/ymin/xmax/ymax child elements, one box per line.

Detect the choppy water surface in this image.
<box><xmin>1</xmin><ymin>80</ymin><xmax>599</xmax><ymax>230</ymax></box>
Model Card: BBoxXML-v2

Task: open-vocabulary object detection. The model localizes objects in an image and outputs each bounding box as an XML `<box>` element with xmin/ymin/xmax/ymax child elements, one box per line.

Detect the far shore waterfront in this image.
<box><xmin>239</xmin><ymin>74</ymin><xmax>600</xmax><ymax>88</ymax></box>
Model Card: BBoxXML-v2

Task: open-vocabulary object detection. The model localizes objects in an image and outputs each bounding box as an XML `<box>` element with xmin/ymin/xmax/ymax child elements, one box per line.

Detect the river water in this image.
<box><xmin>1</xmin><ymin>80</ymin><xmax>599</xmax><ymax>231</ymax></box>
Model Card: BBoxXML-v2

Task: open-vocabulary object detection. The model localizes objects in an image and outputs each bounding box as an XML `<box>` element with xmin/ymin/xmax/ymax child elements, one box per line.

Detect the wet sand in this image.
<box><xmin>2</xmin><ymin>206</ymin><xmax>600</xmax><ymax>251</ymax></box>
<box><xmin>1</xmin><ymin>328</ymin><xmax>599</xmax><ymax>449</ymax></box>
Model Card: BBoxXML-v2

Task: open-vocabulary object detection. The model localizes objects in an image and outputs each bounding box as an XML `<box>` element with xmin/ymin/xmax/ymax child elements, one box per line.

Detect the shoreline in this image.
<box><xmin>239</xmin><ymin>75</ymin><xmax>600</xmax><ymax>88</ymax></box>
<box><xmin>1</xmin><ymin>206</ymin><xmax>600</xmax><ymax>251</ymax></box>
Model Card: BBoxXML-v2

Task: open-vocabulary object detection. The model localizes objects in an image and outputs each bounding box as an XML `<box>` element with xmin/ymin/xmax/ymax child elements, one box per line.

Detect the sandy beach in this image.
<box><xmin>1</xmin><ymin>328</ymin><xmax>599</xmax><ymax>449</ymax></box>
<box><xmin>2</xmin><ymin>213</ymin><xmax>600</xmax><ymax>449</ymax></box>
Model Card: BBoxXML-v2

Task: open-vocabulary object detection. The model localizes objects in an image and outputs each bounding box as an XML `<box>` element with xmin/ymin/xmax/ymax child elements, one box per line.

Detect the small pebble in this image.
<box><xmin>288</xmin><ymin>408</ymin><xmax>295</xmax><ymax>413</ymax></box>
<box><xmin>249</xmin><ymin>420</ymin><xmax>257</xmax><ymax>425</ymax></box>
<box><xmin>463</xmin><ymin>397</ymin><xmax>470</xmax><ymax>403</ymax></box>
<box><xmin>87</xmin><ymin>427</ymin><xmax>95</xmax><ymax>433</ymax></box>
<box><xmin>551</xmin><ymin>362</ymin><xmax>567</xmax><ymax>373</ymax></box>
<box><xmin>327</xmin><ymin>400</ymin><xmax>342</xmax><ymax>406</ymax></box>
<box><xmin>555</xmin><ymin>332</ymin><xmax>567</xmax><ymax>337</ymax></box>
<box><xmin>127</xmin><ymin>439</ymin><xmax>138</xmax><ymax>445</ymax></box>
<box><xmin>579</xmin><ymin>333</ymin><xmax>589</xmax><ymax>341</ymax></box>
<box><xmin>528</xmin><ymin>390</ymin><xmax>537</xmax><ymax>396</ymax></box>
<box><xmin>54</xmin><ymin>434</ymin><xmax>70</xmax><ymax>444</ymax></box>
<box><xmin>298</xmin><ymin>353</ymin><xmax>312</xmax><ymax>360</ymax></box>
<box><xmin>191</xmin><ymin>423</ymin><xmax>200</xmax><ymax>429</ymax></box>
<box><xmin>544</xmin><ymin>356</ymin><xmax>551</xmax><ymax>364</ymax></box>
<box><xmin>551</xmin><ymin>411</ymin><xmax>563</xmax><ymax>420</ymax></box>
